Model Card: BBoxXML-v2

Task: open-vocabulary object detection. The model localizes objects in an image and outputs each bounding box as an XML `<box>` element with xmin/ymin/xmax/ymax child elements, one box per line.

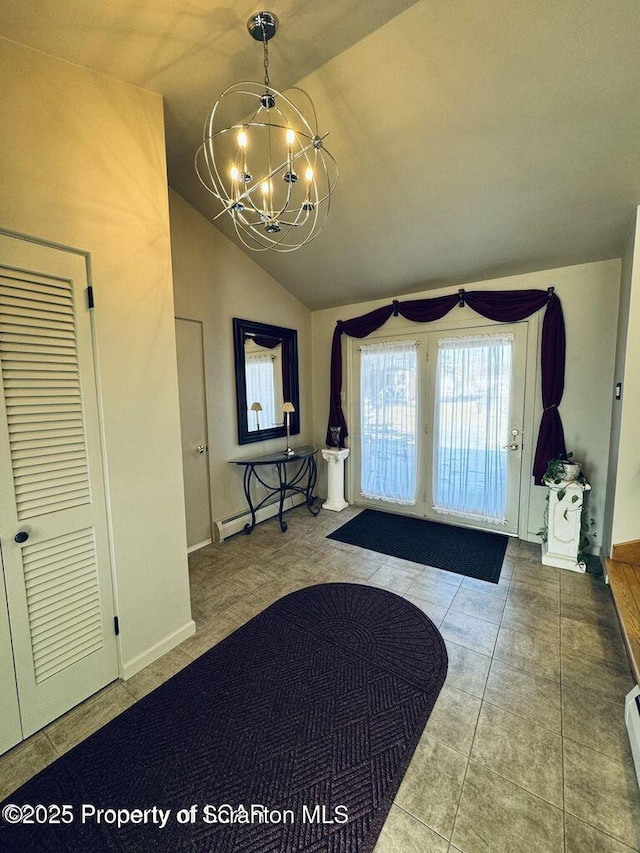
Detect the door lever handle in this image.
<box><xmin>195</xmin><ymin>444</ymin><xmax>207</xmax><ymax>454</ymax></box>
<box><xmin>503</xmin><ymin>443</ymin><xmax>519</xmax><ymax>451</ymax></box>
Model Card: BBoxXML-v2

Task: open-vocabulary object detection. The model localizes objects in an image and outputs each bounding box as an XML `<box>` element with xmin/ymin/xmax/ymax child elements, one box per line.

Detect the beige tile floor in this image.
<box><xmin>2</xmin><ymin>505</ymin><xmax>640</xmax><ymax>852</ymax></box>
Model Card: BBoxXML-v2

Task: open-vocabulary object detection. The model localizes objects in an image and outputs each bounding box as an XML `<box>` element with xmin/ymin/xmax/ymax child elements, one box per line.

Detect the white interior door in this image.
<box><xmin>175</xmin><ymin>318</ymin><xmax>212</xmax><ymax>551</ymax></box>
<box><xmin>0</xmin><ymin>233</ymin><xmax>118</xmax><ymax>740</ymax></box>
<box><xmin>353</xmin><ymin>321</ymin><xmax>527</xmax><ymax>536</ymax></box>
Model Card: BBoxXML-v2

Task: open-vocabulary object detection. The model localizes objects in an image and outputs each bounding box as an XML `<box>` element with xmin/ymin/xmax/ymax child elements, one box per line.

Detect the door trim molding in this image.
<box><xmin>0</xmin><ymin>227</ymin><xmax>90</xmax><ymax>263</ymax></box>
<box><xmin>175</xmin><ymin>316</ymin><xmax>214</xmax><ymax>548</ymax></box>
<box><xmin>1</xmin><ymin>228</ymin><xmax>124</xmax><ymax>676</ymax></box>
<box><xmin>0</xmin><ymin>231</ymin><xmax>121</xmax><ymax>733</ymax></box>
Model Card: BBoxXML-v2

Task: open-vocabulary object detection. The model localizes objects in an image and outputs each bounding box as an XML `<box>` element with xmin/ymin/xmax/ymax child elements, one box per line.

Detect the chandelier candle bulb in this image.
<box><xmin>262</xmin><ymin>181</ymin><xmax>281</xmax><ymax>232</ymax></box>
<box><xmin>303</xmin><ymin>167</ymin><xmax>315</xmax><ymax>211</ymax></box>
<box><xmin>237</xmin><ymin>129</ymin><xmax>251</xmax><ymax>182</ymax></box>
<box><xmin>262</xmin><ymin>180</ymin><xmax>272</xmax><ymax>217</ymax></box>
<box><xmin>284</xmin><ymin>128</ymin><xmax>297</xmax><ymax>183</ymax></box>
<box><xmin>230</xmin><ymin>166</ymin><xmax>244</xmax><ymax>211</ymax></box>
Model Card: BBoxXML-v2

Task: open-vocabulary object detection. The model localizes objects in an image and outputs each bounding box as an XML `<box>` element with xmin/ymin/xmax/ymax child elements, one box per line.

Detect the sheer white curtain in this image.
<box><xmin>360</xmin><ymin>340</ymin><xmax>417</xmax><ymax>505</ymax></box>
<box><xmin>433</xmin><ymin>333</ymin><xmax>513</xmax><ymax>523</ymax></box>
<box><xmin>246</xmin><ymin>353</ymin><xmax>277</xmax><ymax>430</ymax></box>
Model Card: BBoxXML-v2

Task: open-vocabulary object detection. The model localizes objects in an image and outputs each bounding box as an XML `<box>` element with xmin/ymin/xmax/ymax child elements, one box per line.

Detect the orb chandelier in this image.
<box><xmin>195</xmin><ymin>11</ymin><xmax>338</xmax><ymax>253</ymax></box>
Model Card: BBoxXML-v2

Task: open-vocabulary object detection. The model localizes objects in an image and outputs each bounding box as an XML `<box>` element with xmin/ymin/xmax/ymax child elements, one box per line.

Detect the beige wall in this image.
<box><xmin>0</xmin><ymin>39</ymin><xmax>193</xmax><ymax>677</ymax></box>
<box><xmin>311</xmin><ymin>260</ymin><xmax>620</xmax><ymax>548</ymax></box>
<box><xmin>169</xmin><ymin>190</ymin><xmax>313</xmax><ymax>525</ymax></box>
<box><xmin>604</xmin><ymin>209</ymin><xmax>640</xmax><ymax>552</ymax></box>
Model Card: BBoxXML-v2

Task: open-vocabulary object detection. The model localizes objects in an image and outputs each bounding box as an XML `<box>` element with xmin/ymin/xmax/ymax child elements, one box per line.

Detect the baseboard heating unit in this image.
<box><xmin>214</xmin><ymin>493</ymin><xmax>307</xmax><ymax>542</ymax></box>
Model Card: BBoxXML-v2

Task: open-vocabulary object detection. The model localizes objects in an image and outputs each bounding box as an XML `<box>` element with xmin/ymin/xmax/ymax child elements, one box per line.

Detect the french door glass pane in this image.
<box><xmin>245</xmin><ymin>354</ymin><xmax>277</xmax><ymax>430</ymax></box>
<box><xmin>360</xmin><ymin>341</ymin><xmax>417</xmax><ymax>505</ymax></box>
<box><xmin>433</xmin><ymin>333</ymin><xmax>513</xmax><ymax>523</ymax></box>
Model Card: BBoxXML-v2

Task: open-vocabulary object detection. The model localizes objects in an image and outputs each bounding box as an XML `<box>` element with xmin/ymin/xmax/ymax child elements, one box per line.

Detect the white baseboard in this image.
<box><xmin>187</xmin><ymin>538</ymin><xmax>212</xmax><ymax>553</ymax></box>
<box><xmin>120</xmin><ymin>619</ymin><xmax>196</xmax><ymax>680</ymax></box>
<box><xmin>214</xmin><ymin>493</ymin><xmax>307</xmax><ymax>542</ymax></box>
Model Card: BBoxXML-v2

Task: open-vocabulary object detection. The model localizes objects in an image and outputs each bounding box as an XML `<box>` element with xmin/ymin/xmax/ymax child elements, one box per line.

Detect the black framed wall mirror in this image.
<box><xmin>233</xmin><ymin>318</ymin><xmax>300</xmax><ymax>445</ymax></box>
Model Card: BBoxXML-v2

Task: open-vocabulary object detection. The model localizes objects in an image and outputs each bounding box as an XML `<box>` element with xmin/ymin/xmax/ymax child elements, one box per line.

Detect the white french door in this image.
<box><xmin>353</xmin><ymin>321</ymin><xmax>528</xmax><ymax>535</ymax></box>
<box><xmin>0</xmin><ymin>233</ymin><xmax>119</xmax><ymax>745</ymax></box>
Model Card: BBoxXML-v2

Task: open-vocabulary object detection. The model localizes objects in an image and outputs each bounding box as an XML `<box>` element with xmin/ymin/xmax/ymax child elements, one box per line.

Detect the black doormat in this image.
<box><xmin>328</xmin><ymin>510</ymin><xmax>508</xmax><ymax>584</ymax></box>
<box><xmin>1</xmin><ymin>583</ymin><xmax>447</xmax><ymax>853</ymax></box>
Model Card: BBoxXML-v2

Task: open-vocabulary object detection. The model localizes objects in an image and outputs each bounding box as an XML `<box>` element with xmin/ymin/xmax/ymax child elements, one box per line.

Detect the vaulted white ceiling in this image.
<box><xmin>3</xmin><ymin>1</ymin><xmax>640</xmax><ymax>308</ymax></box>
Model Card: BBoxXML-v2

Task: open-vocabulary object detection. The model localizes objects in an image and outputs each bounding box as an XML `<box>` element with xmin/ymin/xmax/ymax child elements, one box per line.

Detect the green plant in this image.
<box><xmin>579</xmin><ymin>514</ymin><xmax>597</xmax><ymax>562</ymax></box>
<box><xmin>542</xmin><ymin>452</ymin><xmax>589</xmax><ymax>501</ymax></box>
<box><xmin>536</xmin><ymin>496</ymin><xmax>549</xmax><ymax>542</ymax></box>
<box><xmin>543</xmin><ymin>452</ymin><xmax>573</xmax><ymax>485</ymax></box>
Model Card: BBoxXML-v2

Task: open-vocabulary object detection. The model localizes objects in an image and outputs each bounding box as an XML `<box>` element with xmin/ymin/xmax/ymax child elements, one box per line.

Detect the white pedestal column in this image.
<box><xmin>542</xmin><ymin>478</ymin><xmax>591</xmax><ymax>572</ymax></box>
<box><xmin>321</xmin><ymin>448</ymin><xmax>350</xmax><ymax>511</ymax></box>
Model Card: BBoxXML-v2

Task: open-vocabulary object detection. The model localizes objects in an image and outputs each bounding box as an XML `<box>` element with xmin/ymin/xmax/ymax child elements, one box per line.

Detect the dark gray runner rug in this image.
<box><xmin>1</xmin><ymin>583</ymin><xmax>447</xmax><ymax>852</ymax></box>
<box><xmin>328</xmin><ymin>509</ymin><xmax>508</xmax><ymax>583</ymax></box>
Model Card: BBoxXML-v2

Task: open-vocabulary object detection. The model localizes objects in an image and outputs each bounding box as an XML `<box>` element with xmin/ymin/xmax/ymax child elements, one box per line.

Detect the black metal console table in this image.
<box><xmin>231</xmin><ymin>445</ymin><xmax>320</xmax><ymax>534</ymax></box>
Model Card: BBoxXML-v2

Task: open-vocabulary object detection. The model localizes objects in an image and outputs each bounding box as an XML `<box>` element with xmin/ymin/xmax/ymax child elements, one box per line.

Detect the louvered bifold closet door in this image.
<box><xmin>0</xmin><ymin>234</ymin><xmax>118</xmax><ymax>739</ymax></box>
<box><xmin>3</xmin><ymin>272</ymin><xmax>91</xmax><ymax>518</ymax></box>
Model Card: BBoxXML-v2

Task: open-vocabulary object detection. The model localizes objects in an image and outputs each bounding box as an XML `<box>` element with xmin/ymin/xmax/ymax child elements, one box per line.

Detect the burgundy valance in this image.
<box><xmin>326</xmin><ymin>287</ymin><xmax>566</xmax><ymax>485</ymax></box>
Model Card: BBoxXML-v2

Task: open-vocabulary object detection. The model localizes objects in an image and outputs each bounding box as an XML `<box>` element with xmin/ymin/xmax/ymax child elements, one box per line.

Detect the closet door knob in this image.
<box><xmin>14</xmin><ymin>531</ymin><xmax>29</xmax><ymax>544</ymax></box>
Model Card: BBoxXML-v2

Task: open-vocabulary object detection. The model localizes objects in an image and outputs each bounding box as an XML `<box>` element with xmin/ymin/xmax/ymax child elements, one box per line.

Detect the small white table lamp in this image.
<box><xmin>282</xmin><ymin>402</ymin><xmax>295</xmax><ymax>455</ymax></box>
<box><xmin>250</xmin><ymin>401</ymin><xmax>262</xmax><ymax>430</ymax></box>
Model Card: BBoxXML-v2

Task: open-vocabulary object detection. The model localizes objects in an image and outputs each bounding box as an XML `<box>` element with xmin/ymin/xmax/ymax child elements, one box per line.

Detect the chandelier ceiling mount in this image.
<box><xmin>247</xmin><ymin>11</ymin><xmax>278</xmax><ymax>43</ymax></box>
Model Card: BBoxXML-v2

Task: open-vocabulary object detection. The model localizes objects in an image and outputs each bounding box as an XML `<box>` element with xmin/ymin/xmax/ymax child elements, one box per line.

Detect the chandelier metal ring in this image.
<box><xmin>195</xmin><ymin>12</ymin><xmax>338</xmax><ymax>253</ymax></box>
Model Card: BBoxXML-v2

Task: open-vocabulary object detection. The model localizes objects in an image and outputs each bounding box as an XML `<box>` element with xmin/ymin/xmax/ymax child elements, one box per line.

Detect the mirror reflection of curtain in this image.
<box><xmin>433</xmin><ymin>332</ymin><xmax>513</xmax><ymax>523</ymax></box>
<box><xmin>246</xmin><ymin>353</ymin><xmax>277</xmax><ymax>431</ymax></box>
<box><xmin>360</xmin><ymin>340</ymin><xmax>418</xmax><ymax>505</ymax></box>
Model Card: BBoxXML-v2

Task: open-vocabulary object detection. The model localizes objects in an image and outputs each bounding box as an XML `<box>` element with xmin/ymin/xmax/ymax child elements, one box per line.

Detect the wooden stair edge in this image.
<box><xmin>605</xmin><ymin>557</ymin><xmax>640</xmax><ymax>686</ymax></box>
<box><xmin>612</xmin><ymin>540</ymin><xmax>640</xmax><ymax>565</ymax></box>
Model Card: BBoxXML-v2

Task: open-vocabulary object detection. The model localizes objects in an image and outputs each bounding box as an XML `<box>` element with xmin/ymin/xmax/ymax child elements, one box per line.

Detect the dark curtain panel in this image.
<box><xmin>532</xmin><ymin>293</ymin><xmax>567</xmax><ymax>480</ymax></box>
<box><xmin>327</xmin><ymin>304</ymin><xmax>395</xmax><ymax>443</ymax></box>
<box><xmin>326</xmin><ymin>288</ymin><xmax>566</xmax><ymax>485</ymax></box>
